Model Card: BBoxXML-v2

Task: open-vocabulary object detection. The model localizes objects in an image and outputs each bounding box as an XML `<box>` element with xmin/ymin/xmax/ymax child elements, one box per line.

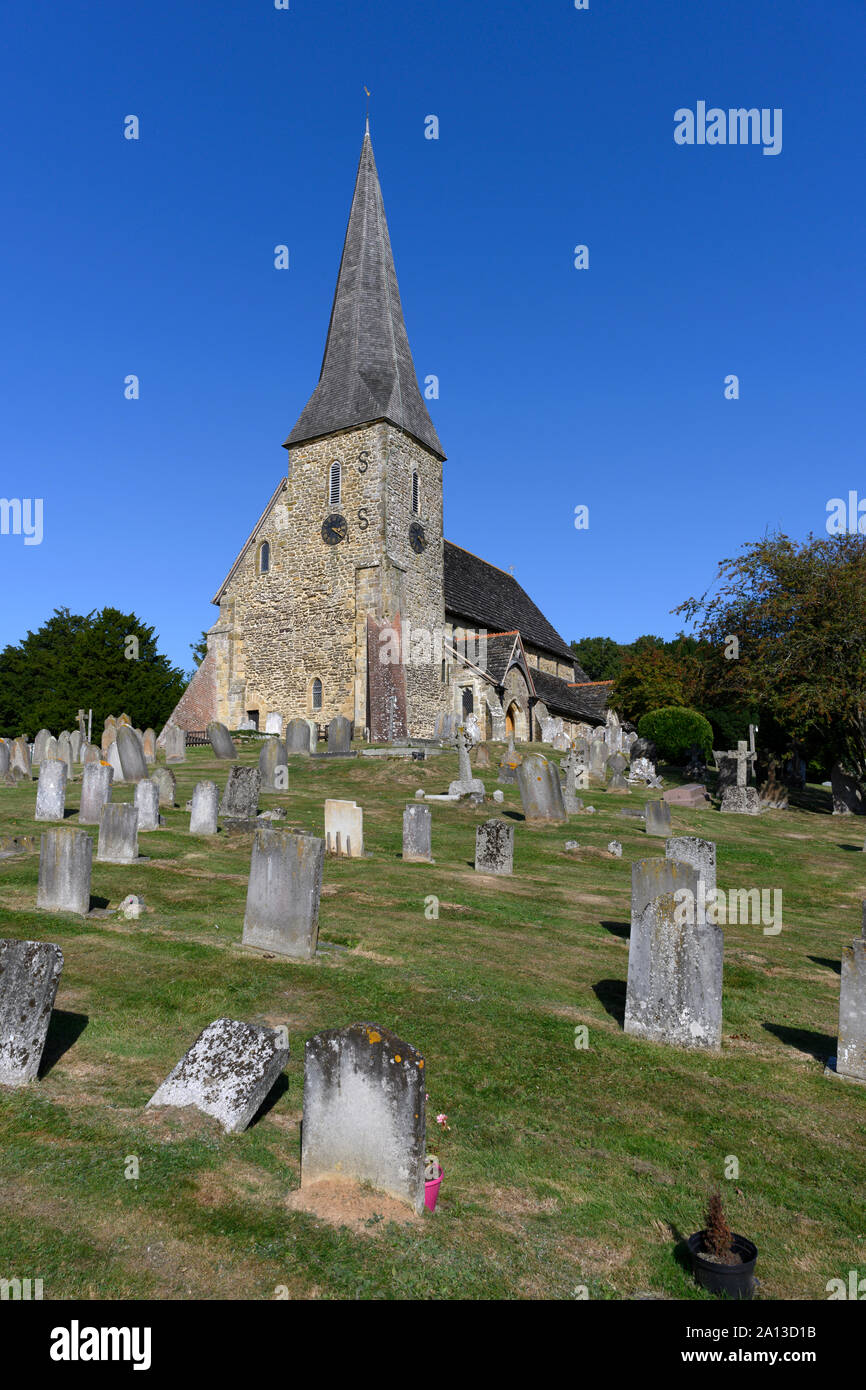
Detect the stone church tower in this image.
<box><xmin>198</xmin><ymin>124</ymin><xmax>451</xmax><ymax>738</ymax></box>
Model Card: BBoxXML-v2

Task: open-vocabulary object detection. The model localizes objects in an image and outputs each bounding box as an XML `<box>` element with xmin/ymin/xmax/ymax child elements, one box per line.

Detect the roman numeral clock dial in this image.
<box><xmin>409</xmin><ymin>522</ymin><xmax>428</xmax><ymax>554</ymax></box>
<box><xmin>321</xmin><ymin>514</ymin><xmax>348</xmax><ymax>545</ymax></box>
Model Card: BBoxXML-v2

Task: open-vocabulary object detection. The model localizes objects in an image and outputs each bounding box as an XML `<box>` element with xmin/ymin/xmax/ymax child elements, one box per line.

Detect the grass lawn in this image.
<box><xmin>0</xmin><ymin>741</ymin><xmax>864</xmax><ymax>1300</ymax></box>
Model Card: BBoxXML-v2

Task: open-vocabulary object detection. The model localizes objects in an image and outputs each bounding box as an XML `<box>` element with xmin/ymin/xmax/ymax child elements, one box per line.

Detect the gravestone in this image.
<box><xmin>367</xmin><ymin>614</ymin><xmax>408</xmax><ymax>741</ymax></box>
<box><xmin>189</xmin><ymin>780</ymin><xmax>220</xmax><ymax>834</ymax></box>
<box><xmin>327</xmin><ymin>715</ymin><xmax>352</xmax><ymax>755</ymax></box>
<box><xmin>588</xmin><ymin>740</ymin><xmax>608</xmax><ymax>784</ymax></box>
<box><xmin>448</xmin><ymin>727</ymin><xmax>485</xmax><ymax>799</ymax></box>
<box><xmin>207</xmin><ymin>721</ymin><xmax>237</xmax><ymax>760</ymax></box>
<box><xmin>44</xmin><ymin>735</ymin><xmax>58</xmax><ymax>762</ymax></box>
<box><xmin>720</xmin><ymin>787</ymin><xmax>762</xmax><ymax>815</ymax></box>
<box><xmin>624</xmin><ymin>891</ymin><xmax>724</xmax><ymax>1051</ymax></box>
<box><xmin>135</xmin><ymin>779</ymin><xmax>161</xmax><ymax>832</ymax></box>
<box><xmin>35</xmin><ymin>760</ymin><xmax>67</xmax><ymax>821</ymax></box>
<box><xmin>632</xmin><ymin>857</ymin><xmax>699</xmax><ymax>925</ymax></box>
<box><xmin>402</xmin><ymin>804</ymin><xmax>433</xmax><ymax>862</ymax></box>
<box><xmin>36</xmin><ymin>828</ymin><xmax>93</xmax><ymax>916</ymax></box>
<box><xmin>562</xmin><ymin>751</ymin><xmax>585</xmax><ymax>814</ymax></box>
<box><xmin>150</xmin><ymin>766</ymin><xmax>176</xmax><ymax>808</ymax></box>
<box><xmin>146</xmin><ymin>1018</ymin><xmax>290</xmax><ymax>1134</ymax></box>
<box><xmin>607</xmin><ymin>751</ymin><xmax>629</xmax><ymax>794</ymax></box>
<box><xmin>713</xmin><ymin>751</ymin><xmax>739</xmax><ymax>793</ymax></box>
<box><xmin>79</xmin><ymin>762</ymin><xmax>113</xmax><ymax>824</ymax></box>
<box><xmin>142</xmin><ymin>729</ymin><xmax>157</xmax><ymax>765</ymax></box>
<box><xmin>474</xmin><ymin>744</ymin><xmax>491</xmax><ymax>770</ymax></box>
<box><xmin>497</xmin><ymin>740</ymin><xmax>522</xmax><ymax>785</ymax></box>
<box><xmin>645</xmin><ymin>800</ymin><xmax>672</xmax><ymax>836</ymax></box>
<box><xmin>629</xmin><ymin>756</ymin><xmax>658</xmax><ymax>785</ymax></box>
<box><xmin>286</xmin><ymin>718</ymin><xmax>311</xmax><ymax>755</ymax></box>
<box><xmin>81</xmin><ymin>743</ymin><xmax>100</xmax><ymax>765</ymax></box>
<box><xmin>11</xmin><ymin>736</ymin><xmax>31</xmax><ymax>779</ymax></box>
<box><xmin>0</xmin><ymin>940</ymin><xmax>64</xmax><ymax>1086</ymax></box>
<box><xmin>664</xmin><ymin>783</ymin><xmax>710</xmax><ymax>809</ymax></box>
<box><xmin>32</xmin><ymin>729</ymin><xmax>51</xmax><ymax>765</ymax></box>
<box><xmin>101</xmin><ymin>727</ymin><xmax>116</xmax><ymax>753</ymax></box>
<box><xmin>831</xmin><ymin>764</ymin><xmax>865</xmax><ymax>816</ymax></box>
<box><xmin>517</xmin><ymin>754</ymin><xmax>566</xmax><ymax>823</ymax></box>
<box><xmin>475</xmin><ymin>819</ymin><xmax>514</xmax><ymax>875</ymax></box>
<box><xmin>264</xmin><ymin>712</ymin><xmax>283</xmax><ymax>736</ymax></box>
<box><xmin>116</xmin><ymin>726</ymin><xmax>148</xmax><ymax>783</ymax></box>
<box><xmin>70</xmin><ymin>730</ymin><xmax>83</xmax><ymax>762</ymax></box>
<box><xmin>758</xmin><ymin>757</ymin><xmax>789</xmax><ymax>810</ymax></box>
<box><xmin>220</xmin><ymin>766</ymin><xmax>261</xmax><ymax>829</ymax></box>
<box><xmin>97</xmin><ymin>803</ymin><xmax>139</xmax><ymax>864</ymax></box>
<box><xmin>836</xmin><ymin>923</ymin><xmax>866</xmax><ymax>1083</ymax></box>
<box><xmin>242</xmin><ymin>829</ymin><xmax>324</xmax><ymax>957</ymax></box>
<box><xmin>56</xmin><ymin>734</ymin><xmax>74</xmax><ymax>783</ymax></box>
<box><xmin>0</xmin><ymin>741</ymin><xmax>9</xmax><ymax>778</ymax></box>
<box><xmin>325</xmin><ymin>799</ymin><xmax>364</xmax><ymax>857</ymax></box>
<box><xmin>665</xmin><ymin>836</ymin><xmax>716</xmax><ymax>901</ymax></box>
<box><xmin>259</xmin><ymin>738</ymin><xmax>288</xmax><ymax>791</ymax></box>
<box><xmin>165</xmin><ymin>725</ymin><xmax>186</xmax><ymax>763</ymax></box>
<box><xmin>301</xmin><ymin>1023</ymin><xmax>426</xmax><ymax>1213</ymax></box>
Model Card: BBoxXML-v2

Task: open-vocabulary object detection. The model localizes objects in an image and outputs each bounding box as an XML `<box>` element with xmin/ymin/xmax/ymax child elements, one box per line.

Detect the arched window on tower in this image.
<box><xmin>259</xmin><ymin>540</ymin><xmax>270</xmax><ymax>574</ymax></box>
<box><xmin>329</xmin><ymin>461</ymin><xmax>342</xmax><ymax>507</ymax></box>
<box><xmin>311</xmin><ymin>678</ymin><xmax>323</xmax><ymax>711</ymax></box>
<box><xmin>411</xmin><ymin>470</ymin><xmax>420</xmax><ymax>515</ymax></box>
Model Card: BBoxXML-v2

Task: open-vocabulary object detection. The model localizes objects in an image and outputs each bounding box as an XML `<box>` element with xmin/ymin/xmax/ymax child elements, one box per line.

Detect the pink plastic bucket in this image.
<box><xmin>424</xmin><ymin>1162</ymin><xmax>444</xmax><ymax>1211</ymax></box>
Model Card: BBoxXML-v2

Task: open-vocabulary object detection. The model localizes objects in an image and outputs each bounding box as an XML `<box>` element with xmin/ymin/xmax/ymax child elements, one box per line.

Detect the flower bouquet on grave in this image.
<box><xmin>424</xmin><ymin>1110</ymin><xmax>450</xmax><ymax>1211</ymax></box>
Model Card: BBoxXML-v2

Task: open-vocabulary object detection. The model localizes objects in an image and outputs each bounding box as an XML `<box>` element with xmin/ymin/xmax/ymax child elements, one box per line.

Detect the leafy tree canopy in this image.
<box><xmin>569</xmin><ymin>635</ymin><xmax>627</xmax><ymax>682</ymax></box>
<box><xmin>0</xmin><ymin>607</ymin><xmax>187</xmax><ymax>739</ymax></box>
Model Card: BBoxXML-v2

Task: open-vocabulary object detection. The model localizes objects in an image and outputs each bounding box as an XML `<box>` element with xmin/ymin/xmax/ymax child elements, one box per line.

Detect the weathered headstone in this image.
<box><xmin>325</xmin><ymin>799</ymin><xmax>364</xmax><ymax>857</ymax></box>
<box><xmin>116</xmin><ymin>726</ymin><xmax>148</xmax><ymax>783</ymax></box>
<box><xmin>35</xmin><ymin>759</ymin><xmax>68</xmax><ymax>821</ymax></box>
<box><xmin>241</xmin><ymin>829</ymin><xmax>324</xmax><ymax>957</ymax></box>
<box><xmin>831</xmin><ymin>764</ymin><xmax>865</xmax><ymax>816</ymax></box>
<box><xmin>0</xmin><ymin>741</ymin><xmax>9</xmax><ymax>778</ymax></box>
<box><xmin>264</xmin><ymin>712</ymin><xmax>284</xmax><ymax>736</ymax></box>
<box><xmin>81</xmin><ymin>743</ymin><xmax>100</xmax><ymax>765</ymax></box>
<box><xmin>402</xmin><ymin>804</ymin><xmax>433</xmax><ymax>863</ymax></box>
<box><xmin>259</xmin><ymin>738</ymin><xmax>288</xmax><ymax>791</ymax></box>
<box><xmin>632</xmin><ymin>857</ymin><xmax>699</xmax><ymax>925</ymax></box>
<box><xmin>588</xmin><ymin>740</ymin><xmax>608</xmax><ymax>784</ymax></box>
<box><xmin>645</xmin><ymin>799</ymin><xmax>672</xmax><ymax>836</ymax></box>
<box><xmin>474</xmin><ymin>744</ymin><xmax>491</xmax><ymax>770</ymax></box>
<box><xmin>286</xmin><ymin>717</ymin><xmax>312</xmax><ymax>755</ymax></box>
<box><xmin>475</xmin><ymin>819</ymin><xmax>514</xmax><ymax>875</ymax></box>
<box><xmin>97</xmin><ymin>803</ymin><xmax>139</xmax><ymax>864</ymax></box>
<box><xmin>758</xmin><ymin>757</ymin><xmax>789</xmax><ymax>810</ymax></box>
<box><xmin>301</xmin><ymin>1023</ymin><xmax>426</xmax><ymax>1213</ymax></box>
<box><xmin>0</xmin><ymin>940</ymin><xmax>64</xmax><ymax>1086</ymax></box>
<box><xmin>142</xmin><ymin>729</ymin><xmax>157</xmax><ymax>765</ymax></box>
<box><xmin>32</xmin><ymin>730</ymin><xmax>51</xmax><ymax>765</ymax></box>
<box><xmin>189</xmin><ymin>780</ymin><xmax>220</xmax><ymax>834</ymax></box>
<box><xmin>562</xmin><ymin>751</ymin><xmax>585</xmax><ymax>813</ymax></box>
<box><xmin>517</xmin><ymin>753</ymin><xmax>566</xmax><ymax>824</ymax></box>
<box><xmin>720</xmin><ymin>786</ymin><xmax>761</xmax><ymax>815</ymax></box>
<box><xmin>164</xmin><ymin>725</ymin><xmax>186</xmax><ymax>763</ymax></box>
<box><xmin>665</xmin><ymin>836</ymin><xmax>716</xmax><ymax>900</ymax></box>
<box><xmin>70</xmin><ymin>730</ymin><xmax>83</xmax><ymax>762</ymax></box>
<box><xmin>207</xmin><ymin>721</ymin><xmax>237</xmax><ymax>760</ymax></box>
<box><xmin>36</xmin><ymin>828</ymin><xmax>93</xmax><ymax>916</ymax></box>
<box><xmin>101</xmin><ymin>727</ymin><xmax>116</xmax><ymax>754</ymax></box>
<box><xmin>10</xmin><ymin>736</ymin><xmax>31</xmax><ymax>780</ymax></box>
<box><xmin>219</xmin><ymin>766</ymin><xmax>261</xmax><ymax>829</ymax></box>
<box><xmin>79</xmin><ymin>761</ymin><xmax>113</xmax><ymax>824</ymax></box>
<box><xmin>135</xmin><ymin>779</ymin><xmax>161</xmax><ymax>832</ymax></box>
<box><xmin>624</xmin><ymin>891</ymin><xmax>724</xmax><ymax>1051</ymax></box>
<box><xmin>146</xmin><ymin>1019</ymin><xmax>290</xmax><ymax>1133</ymax></box>
<box><xmin>608</xmin><ymin>751</ymin><xmax>629</xmax><ymax>794</ymax></box>
<box><xmin>327</xmin><ymin>715</ymin><xmax>352</xmax><ymax>755</ymax></box>
<box><xmin>150</xmin><ymin>766</ymin><xmax>176</xmax><ymax>808</ymax></box>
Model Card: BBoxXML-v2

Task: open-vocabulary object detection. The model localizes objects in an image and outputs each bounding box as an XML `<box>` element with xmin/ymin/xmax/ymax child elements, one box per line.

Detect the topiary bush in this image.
<box><xmin>637</xmin><ymin>706</ymin><xmax>714</xmax><ymax>763</ymax></box>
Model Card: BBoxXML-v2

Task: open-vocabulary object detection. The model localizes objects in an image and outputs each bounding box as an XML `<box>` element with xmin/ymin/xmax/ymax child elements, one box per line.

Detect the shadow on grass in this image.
<box><xmin>788</xmin><ymin>785</ymin><xmax>833</xmax><ymax>815</ymax></box>
<box><xmin>600</xmin><ymin>920</ymin><xmax>629</xmax><ymax>940</ymax></box>
<box><xmin>763</xmin><ymin>1021</ymin><xmax>835</xmax><ymax>1061</ymax></box>
<box><xmin>39</xmin><ymin>1009</ymin><xmax>88</xmax><ymax>1077</ymax></box>
<box><xmin>809</xmin><ymin>956</ymin><xmax>841</xmax><ymax>975</ymax></box>
<box><xmin>248</xmin><ymin>1072</ymin><xmax>290</xmax><ymax>1128</ymax></box>
<box><xmin>837</xmin><ymin>843</ymin><xmax>865</xmax><ymax>853</ymax></box>
<box><xmin>593</xmin><ymin>978</ymin><xmax>626</xmax><ymax>1026</ymax></box>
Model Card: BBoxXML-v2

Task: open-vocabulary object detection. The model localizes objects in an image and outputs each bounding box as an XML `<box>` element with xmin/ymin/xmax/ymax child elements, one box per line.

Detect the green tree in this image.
<box><xmin>569</xmin><ymin>636</ymin><xmax>626</xmax><ymax>682</ymax></box>
<box><xmin>676</xmin><ymin>532</ymin><xmax>866</xmax><ymax>782</ymax></box>
<box><xmin>189</xmin><ymin>630</ymin><xmax>209</xmax><ymax>667</ymax></box>
<box><xmin>0</xmin><ymin>607</ymin><xmax>187</xmax><ymax>739</ymax></box>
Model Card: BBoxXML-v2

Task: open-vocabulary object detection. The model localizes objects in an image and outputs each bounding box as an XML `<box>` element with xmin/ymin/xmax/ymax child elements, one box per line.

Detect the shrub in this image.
<box><xmin>637</xmin><ymin>706</ymin><xmax>713</xmax><ymax>763</ymax></box>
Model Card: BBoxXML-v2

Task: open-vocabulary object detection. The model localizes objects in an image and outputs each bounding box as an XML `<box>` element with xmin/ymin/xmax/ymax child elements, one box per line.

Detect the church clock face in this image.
<box><xmin>409</xmin><ymin>521</ymin><xmax>428</xmax><ymax>554</ymax></box>
<box><xmin>322</xmin><ymin>513</ymin><xmax>348</xmax><ymax>545</ymax></box>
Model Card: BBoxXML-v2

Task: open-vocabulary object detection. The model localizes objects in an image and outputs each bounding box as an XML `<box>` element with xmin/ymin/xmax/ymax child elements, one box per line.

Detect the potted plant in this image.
<box><xmin>687</xmin><ymin>1191</ymin><xmax>757</xmax><ymax>1300</ymax></box>
<box><xmin>424</xmin><ymin>1111</ymin><xmax>449</xmax><ymax>1212</ymax></box>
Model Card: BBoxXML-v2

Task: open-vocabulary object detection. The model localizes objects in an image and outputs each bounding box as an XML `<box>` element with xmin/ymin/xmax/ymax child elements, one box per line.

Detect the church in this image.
<box><xmin>167</xmin><ymin>127</ymin><xmax>611</xmax><ymax>742</ymax></box>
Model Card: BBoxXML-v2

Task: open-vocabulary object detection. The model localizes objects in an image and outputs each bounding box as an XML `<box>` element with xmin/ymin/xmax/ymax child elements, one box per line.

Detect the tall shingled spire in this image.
<box><xmin>285</xmin><ymin>128</ymin><xmax>445</xmax><ymax>459</ymax></box>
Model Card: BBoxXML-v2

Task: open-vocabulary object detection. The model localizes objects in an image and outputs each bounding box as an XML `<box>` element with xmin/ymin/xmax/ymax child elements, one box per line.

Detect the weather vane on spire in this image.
<box><xmin>364</xmin><ymin>86</ymin><xmax>371</xmax><ymax>132</ymax></box>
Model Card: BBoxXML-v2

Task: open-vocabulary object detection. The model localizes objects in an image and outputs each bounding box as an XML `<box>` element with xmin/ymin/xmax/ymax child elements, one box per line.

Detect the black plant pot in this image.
<box><xmin>687</xmin><ymin>1232</ymin><xmax>758</xmax><ymax>1300</ymax></box>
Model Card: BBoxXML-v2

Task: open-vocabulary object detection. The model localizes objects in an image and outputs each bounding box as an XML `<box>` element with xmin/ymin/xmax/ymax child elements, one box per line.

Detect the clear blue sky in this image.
<box><xmin>1</xmin><ymin>0</ymin><xmax>863</xmax><ymax>674</ymax></box>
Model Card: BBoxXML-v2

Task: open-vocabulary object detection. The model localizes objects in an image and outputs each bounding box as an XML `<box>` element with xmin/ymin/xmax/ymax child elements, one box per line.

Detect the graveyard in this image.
<box><xmin>0</xmin><ymin>731</ymin><xmax>863</xmax><ymax>1301</ymax></box>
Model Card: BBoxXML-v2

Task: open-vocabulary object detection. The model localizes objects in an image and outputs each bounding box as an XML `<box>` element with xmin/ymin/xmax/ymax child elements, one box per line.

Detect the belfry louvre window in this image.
<box><xmin>329</xmin><ymin>461</ymin><xmax>342</xmax><ymax>507</ymax></box>
<box><xmin>412</xmin><ymin>471</ymin><xmax>420</xmax><ymax>514</ymax></box>
<box><xmin>259</xmin><ymin>540</ymin><xmax>270</xmax><ymax>574</ymax></box>
<box><xmin>312</xmin><ymin>678</ymin><xmax>323</xmax><ymax>710</ymax></box>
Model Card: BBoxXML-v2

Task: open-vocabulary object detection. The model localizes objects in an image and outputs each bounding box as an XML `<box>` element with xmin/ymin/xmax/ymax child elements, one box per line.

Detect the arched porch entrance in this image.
<box><xmin>505</xmin><ymin>700</ymin><xmax>528</xmax><ymax>742</ymax></box>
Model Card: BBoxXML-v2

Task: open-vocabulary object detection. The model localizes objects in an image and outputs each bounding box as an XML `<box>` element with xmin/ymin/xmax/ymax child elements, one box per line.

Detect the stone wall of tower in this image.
<box><xmin>208</xmin><ymin>421</ymin><xmax>450</xmax><ymax>737</ymax></box>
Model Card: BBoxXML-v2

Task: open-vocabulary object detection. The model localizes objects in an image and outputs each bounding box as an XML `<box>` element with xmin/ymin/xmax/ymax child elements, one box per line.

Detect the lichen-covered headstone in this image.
<box><xmin>35</xmin><ymin>759</ymin><xmax>67</xmax><ymax>821</ymax></box>
<box><xmin>402</xmin><ymin>804</ymin><xmax>433</xmax><ymax>862</ymax></box>
<box><xmin>146</xmin><ymin>1018</ymin><xmax>289</xmax><ymax>1133</ymax></box>
<box><xmin>302</xmin><ymin>1023</ymin><xmax>427</xmax><ymax>1213</ymax></box>
<box><xmin>97</xmin><ymin>803</ymin><xmax>139</xmax><ymax>864</ymax></box>
<box><xmin>242</xmin><ymin>829</ymin><xmax>324</xmax><ymax>957</ymax></box>
<box><xmin>631</xmin><ymin>857</ymin><xmax>699</xmax><ymax>926</ymax></box>
<box><xmin>79</xmin><ymin>761</ymin><xmax>113</xmax><ymax>824</ymax></box>
<box><xmin>10</xmin><ymin>736</ymin><xmax>31</xmax><ymax>780</ymax></box>
<box><xmin>0</xmin><ymin>940</ymin><xmax>64</xmax><ymax>1086</ymax></box>
<box><xmin>189</xmin><ymin>780</ymin><xmax>220</xmax><ymax>835</ymax></box>
<box><xmin>720</xmin><ymin>786</ymin><xmax>761</xmax><ymax>815</ymax></box>
<box><xmin>475</xmin><ymin>819</ymin><xmax>514</xmax><ymax>875</ymax></box>
<box><xmin>665</xmin><ymin>836</ymin><xmax>716</xmax><ymax>903</ymax></box>
<box><xmin>624</xmin><ymin>891</ymin><xmax>723</xmax><ymax>1051</ymax></box>
<box><xmin>517</xmin><ymin>753</ymin><xmax>566</xmax><ymax>824</ymax></box>
<box><xmin>207</xmin><ymin>721</ymin><xmax>237</xmax><ymax>760</ymax></box>
<box><xmin>37</xmin><ymin>828</ymin><xmax>93</xmax><ymax>916</ymax></box>
<box><xmin>324</xmin><ymin>799</ymin><xmax>363</xmax><ymax>857</ymax></box>
<box><xmin>220</xmin><ymin>766</ymin><xmax>261</xmax><ymax>828</ymax></box>
<box><xmin>142</xmin><ymin>729</ymin><xmax>157</xmax><ymax>765</ymax></box>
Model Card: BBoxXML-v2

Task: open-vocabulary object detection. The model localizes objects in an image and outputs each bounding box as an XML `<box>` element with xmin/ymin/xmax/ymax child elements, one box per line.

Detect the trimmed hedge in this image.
<box><xmin>637</xmin><ymin>706</ymin><xmax>714</xmax><ymax>762</ymax></box>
